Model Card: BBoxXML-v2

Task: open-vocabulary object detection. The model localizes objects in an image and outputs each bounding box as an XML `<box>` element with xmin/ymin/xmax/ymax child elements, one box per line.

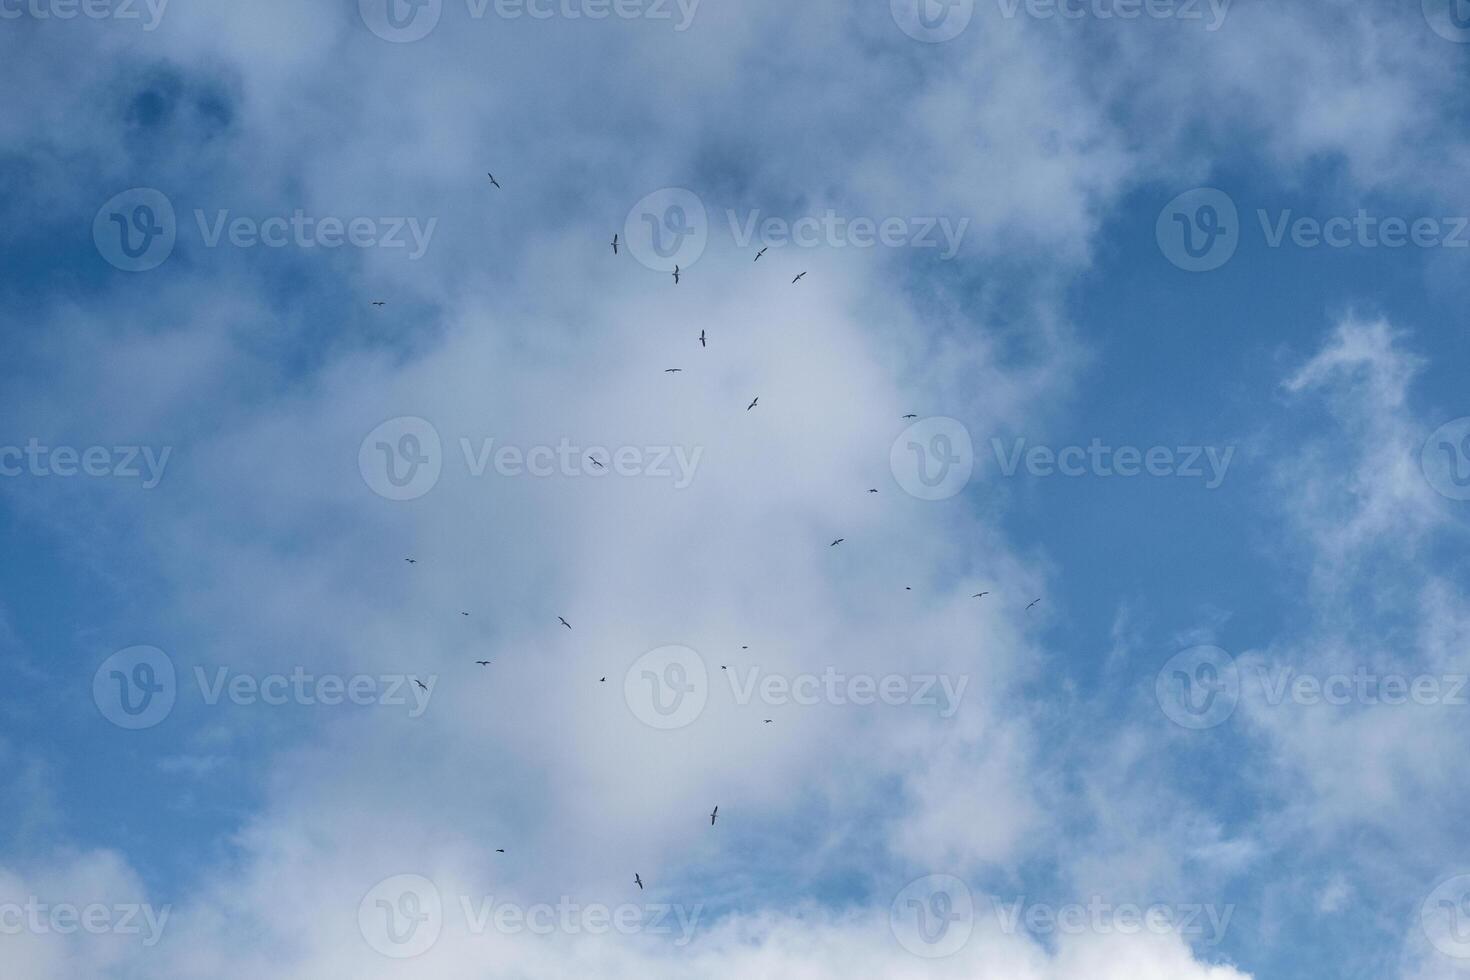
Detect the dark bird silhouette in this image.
<box><xmin>589</xmin><ymin>456</ymin><xmax>605</xmax><ymax>469</ymax></box>
<box><xmin>371</xmin><ymin>301</ymin><xmax>386</xmax><ymax>307</ymax></box>
<box><xmin>414</xmin><ymin>679</ymin><xmax>428</xmax><ymax>692</ymax></box>
<box><xmin>496</xmin><ymin>849</ymin><xmax>505</xmax><ymax>853</ymax></box>
<box><xmin>868</xmin><ymin>488</ymin><xmax>879</xmax><ymax>493</ymax></box>
<box><xmin>764</xmin><ymin>719</ymin><xmax>773</xmax><ymax>724</ymax></box>
<box><xmin>741</xmin><ymin>646</ymin><xmax>748</xmax><ymax>650</ymax></box>
<box><xmin>1027</xmin><ymin>598</ymin><xmax>1041</xmax><ymax>611</ymax></box>
<box><xmin>902</xmin><ymin>414</ymin><xmax>918</xmax><ymax>420</ymax></box>
<box><xmin>754</xmin><ymin>247</ymin><xmax>767</xmax><ymax>261</ymax></box>
<box><xmin>461</xmin><ymin>611</ymin><xmax>470</xmax><ymax>616</ymax></box>
<box><xmin>475</xmin><ymin>661</ymin><xmax>491</xmax><ymax>666</ymax></box>
<box><xmin>610</xmin><ymin>234</ymin><xmax>619</xmax><ymax>255</ymax></box>
<box><xmin>710</xmin><ymin>806</ymin><xmax>718</xmax><ymax>826</ymax></box>
<box><xmin>699</xmin><ymin>330</ymin><xmax>706</xmax><ymax>348</ymax></box>
<box><xmin>972</xmin><ymin>593</ymin><xmax>989</xmax><ymax>599</ymax></box>
<box><xmin>600</xmin><ymin>676</ymin><xmax>606</xmax><ymax>683</ymax></box>
<box><xmin>747</xmin><ymin>397</ymin><xmax>759</xmax><ymax>411</ymax></box>
<box><xmin>721</xmin><ymin>665</ymin><xmax>727</xmax><ymax>670</ymax></box>
<box><xmin>672</xmin><ymin>265</ymin><xmax>680</xmax><ymax>285</ymax></box>
<box><xmin>665</xmin><ymin>368</ymin><xmax>683</xmax><ymax>373</ymax></box>
<box><xmin>486</xmin><ymin>173</ymin><xmax>501</xmax><ymax>188</ymax></box>
<box><xmin>634</xmin><ymin>874</ymin><xmax>644</xmax><ymax>890</ymax></box>
<box><xmin>559</xmin><ymin>617</ymin><xmax>572</xmax><ymax>629</ymax></box>
<box><xmin>404</xmin><ymin>558</ymin><xmax>417</xmax><ymax>564</ymax></box>
<box><xmin>830</xmin><ymin>538</ymin><xmax>845</xmax><ymax>547</ymax></box>
<box><xmin>792</xmin><ymin>272</ymin><xmax>807</xmax><ymax>284</ymax></box>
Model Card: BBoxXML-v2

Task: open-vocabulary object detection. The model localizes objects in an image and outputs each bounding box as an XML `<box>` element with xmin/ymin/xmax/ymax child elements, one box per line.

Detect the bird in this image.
<box><xmin>495</xmin><ymin>849</ymin><xmax>505</xmax><ymax>853</ymax></box>
<box><xmin>721</xmin><ymin>665</ymin><xmax>727</xmax><ymax>670</ymax></box>
<box><xmin>868</xmin><ymin>488</ymin><xmax>879</xmax><ymax>493</ymax></box>
<box><xmin>905</xmin><ymin>587</ymin><xmax>912</xmax><ymax>591</ymax></box>
<box><xmin>747</xmin><ymin>397</ymin><xmax>759</xmax><ymax>411</ymax></box>
<box><xmin>741</xmin><ymin>646</ymin><xmax>748</xmax><ymax>649</ymax></box>
<box><xmin>475</xmin><ymin>661</ymin><xmax>491</xmax><ymax>666</ymax></box>
<box><xmin>610</xmin><ymin>234</ymin><xmax>619</xmax><ymax>255</ymax></box>
<box><xmin>404</xmin><ymin>558</ymin><xmax>417</xmax><ymax>564</ymax></box>
<box><xmin>414</xmin><ymin>679</ymin><xmax>428</xmax><ymax>692</ymax></box>
<box><xmin>699</xmin><ymin>330</ymin><xmax>706</xmax><ymax>348</ymax></box>
<box><xmin>710</xmin><ymin>806</ymin><xmax>718</xmax><ymax>826</ymax></box>
<box><xmin>665</xmin><ymin>368</ymin><xmax>683</xmax><ymax>373</ymax></box>
<box><xmin>371</xmin><ymin>301</ymin><xmax>385</xmax><ymax>307</ymax></box>
<box><xmin>634</xmin><ymin>874</ymin><xmax>644</xmax><ymax>890</ymax></box>
<box><xmin>754</xmin><ymin>247</ymin><xmax>767</xmax><ymax>261</ymax></box>
<box><xmin>1026</xmin><ymin>598</ymin><xmax>1041</xmax><ymax>611</ymax></box>
<box><xmin>830</xmin><ymin>538</ymin><xmax>844</xmax><ymax>547</ymax></box>
<box><xmin>599</xmin><ymin>676</ymin><xmax>606</xmax><ymax>683</ymax></box>
<box><xmin>764</xmin><ymin>719</ymin><xmax>773</xmax><ymax>724</ymax></box>
<box><xmin>589</xmin><ymin>456</ymin><xmax>605</xmax><ymax>469</ymax></box>
<box><xmin>672</xmin><ymin>265</ymin><xmax>680</xmax><ymax>285</ymax></box>
<box><xmin>792</xmin><ymin>272</ymin><xmax>807</xmax><ymax>284</ymax></box>
<box><xmin>902</xmin><ymin>414</ymin><xmax>918</xmax><ymax>420</ymax></box>
<box><xmin>972</xmin><ymin>593</ymin><xmax>989</xmax><ymax>599</ymax></box>
<box><xmin>486</xmin><ymin>173</ymin><xmax>501</xmax><ymax>188</ymax></box>
<box><xmin>461</xmin><ymin>611</ymin><xmax>470</xmax><ymax>616</ymax></box>
<box><xmin>559</xmin><ymin>617</ymin><xmax>572</xmax><ymax>629</ymax></box>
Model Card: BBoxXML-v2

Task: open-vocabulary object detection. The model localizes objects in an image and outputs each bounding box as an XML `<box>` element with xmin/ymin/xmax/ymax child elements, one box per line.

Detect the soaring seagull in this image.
<box><xmin>475</xmin><ymin>660</ymin><xmax>491</xmax><ymax>666</ymax></box>
<box><xmin>792</xmin><ymin>272</ymin><xmax>807</xmax><ymax>284</ymax></box>
<box><xmin>754</xmin><ymin>247</ymin><xmax>767</xmax><ymax>261</ymax></box>
<box><xmin>665</xmin><ymin>368</ymin><xmax>683</xmax><ymax>373</ymax></box>
<box><xmin>610</xmin><ymin>234</ymin><xmax>619</xmax><ymax>255</ymax></box>
<box><xmin>414</xmin><ymin>679</ymin><xmax>428</xmax><ymax>692</ymax></box>
<box><xmin>486</xmin><ymin>173</ymin><xmax>501</xmax><ymax>188</ymax></box>
<box><xmin>404</xmin><ymin>558</ymin><xmax>417</xmax><ymax>564</ymax></box>
<box><xmin>1026</xmin><ymin>598</ymin><xmax>1042</xmax><ymax>612</ymax></box>
<box><xmin>634</xmin><ymin>874</ymin><xmax>644</xmax><ymax>890</ymax></box>
<box><xmin>972</xmin><ymin>592</ymin><xmax>989</xmax><ymax>599</ymax></box>
<box><xmin>830</xmin><ymin>538</ymin><xmax>844</xmax><ymax>547</ymax></box>
<box><xmin>672</xmin><ymin>265</ymin><xmax>680</xmax><ymax>285</ymax></box>
<box><xmin>589</xmin><ymin>456</ymin><xmax>605</xmax><ymax>469</ymax></box>
<box><xmin>371</xmin><ymin>301</ymin><xmax>385</xmax><ymax>307</ymax></box>
<box><xmin>747</xmin><ymin>397</ymin><xmax>759</xmax><ymax>411</ymax></box>
<box><xmin>902</xmin><ymin>414</ymin><xmax>918</xmax><ymax>420</ymax></box>
<box><xmin>710</xmin><ymin>806</ymin><xmax>718</xmax><ymax>826</ymax></box>
<box><xmin>699</xmin><ymin>330</ymin><xmax>706</xmax><ymax>348</ymax></box>
<box><xmin>559</xmin><ymin>617</ymin><xmax>572</xmax><ymax>629</ymax></box>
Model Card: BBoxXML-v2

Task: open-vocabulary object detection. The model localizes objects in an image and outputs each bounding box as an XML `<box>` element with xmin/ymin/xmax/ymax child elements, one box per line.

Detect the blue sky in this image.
<box><xmin>3</xmin><ymin>1</ymin><xmax>1470</xmax><ymax>977</ymax></box>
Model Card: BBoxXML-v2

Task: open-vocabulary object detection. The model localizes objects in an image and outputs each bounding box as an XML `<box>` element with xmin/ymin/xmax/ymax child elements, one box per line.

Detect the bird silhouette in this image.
<box><xmin>792</xmin><ymin>272</ymin><xmax>807</xmax><ymax>284</ymax></box>
<box><xmin>755</xmin><ymin>247</ymin><xmax>767</xmax><ymax>261</ymax></box>
<box><xmin>559</xmin><ymin>617</ymin><xmax>572</xmax><ymax>629</ymax></box>
<box><xmin>634</xmin><ymin>874</ymin><xmax>644</xmax><ymax>890</ymax></box>
<box><xmin>486</xmin><ymin>173</ymin><xmax>501</xmax><ymax>188</ymax></box>
<box><xmin>699</xmin><ymin>330</ymin><xmax>706</xmax><ymax>348</ymax></box>
<box><xmin>610</xmin><ymin>234</ymin><xmax>619</xmax><ymax>255</ymax></box>
<box><xmin>1026</xmin><ymin>598</ymin><xmax>1041</xmax><ymax>611</ymax></box>
<box><xmin>414</xmin><ymin>679</ymin><xmax>428</xmax><ymax>692</ymax></box>
<box><xmin>868</xmin><ymin>488</ymin><xmax>879</xmax><ymax>493</ymax></box>
<box><xmin>371</xmin><ymin>301</ymin><xmax>385</xmax><ymax>307</ymax></box>
<box><xmin>589</xmin><ymin>456</ymin><xmax>605</xmax><ymax>469</ymax></box>
<box><xmin>830</xmin><ymin>538</ymin><xmax>844</xmax><ymax>547</ymax></box>
<box><xmin>972</xmin><ymin>593</ymin><xmax>989</xmax><ymax>599</ymax></box>
<box><xmin>902</xmin><ymin>414</ymin><xmax>918</xmax><ymax>420</ymax></box>
<box><xmin>710</xmin><ymin>806</ymin><xmax>718</xmax><ymax>826</ymax></box>
<box><xmin>665</xmin><ymin>368</ymin><xmax>683</xmax><ymax>373</ymax></box>
<box><xmin>475</xmin><ymin>661</ymin><xmax>491</xmax><ymax>666</ymax></box>
<box><xmin>672</xmin><ymin>265</ymin><xmax>680</xmax><ymax>285</ymax></box>
<box><xmin>747</xmin><ymin>397</ymin><xmax>759</xmax><ymax>411</ymax></box>
<box><xmin>404</xmin><ymin>558</ymin><xmax>417</xmax><ymax>564</ymax></box>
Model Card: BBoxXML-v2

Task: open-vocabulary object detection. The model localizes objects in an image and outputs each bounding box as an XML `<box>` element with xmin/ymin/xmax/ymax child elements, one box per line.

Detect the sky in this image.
<box><xmin>2</xmin><ymin>0</ymin><xmax>1470</xmax><ymax>977</ymax></box>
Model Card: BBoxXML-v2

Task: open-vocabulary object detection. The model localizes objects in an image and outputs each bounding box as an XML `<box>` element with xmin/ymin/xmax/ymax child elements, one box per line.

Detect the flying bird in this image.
<box><xmin>486</xmin><ymin>173</ymin><xmax>501</xmax><ymax>188</ymax></box>
<box><xmin>699</xmin><ymin>330</ymin><xmax>706</xmax><ymax>348</ymax></box>
<box><xmin>475</xmin><ymin>661</ymin><xmax>491</xmax><ymax>666</ymax></box>
<box><xmin>764</xmin><ymin>719</ymin><xmax>774</xmax><ymax>724</ymax></box>
<box><xmin>461</xmin><ymin>611</ymin><xmax>470</xmax><ymax>616</ymax></box>
<box><xmin>830</xmin><ymin>538</ymin><xmax>844</xmax><ymax>547</ymax></box>
<box><xmin>600</xmin><ymin>676</ymin><xmax>606</xmax><ymax>683</ymax></box>
<box><xmin>589</xmin><ymin>456</ymin><xmax>605</xmax><ymax>469</ymax></box>
<box><xmin>634</xmin><ymin>874</ymin><xmax>644</xmax><ymax>890</ymax></box>
<box><xmin>672</xmin><ymin>265</ymin><xmax>680</xmax><ymax>285</ymax></box>
<box><xmin>559</xmin><ymin>617</ymin><xmax>572</xmax><ymax>629</ymax></box>
<box><xmin>747</xmin><ymin>397</ymin><xmax>759</xmax><ymax>411</ymax></box>
<box><xmin>754</xmin><ymin>247</ymin><xmax>767</xmax><ymax>261</ymax></box>
<box><xmin>792</xmin><ymin>272</ymin><xmax>807</xmax><ymax>284</ymax></box>
<box><xmin>610</xmin><ymin>234</ymin><xmax>619</xmax><ymax>255</ymax></box>
<box><xmin>972</xmin><ymin>593</ymin><xmax>989</xmax><ymax>599</ymax></box>
<box><xmin>496</xmin><ymin>849</ymin><xmax>505</xmax><ymax>853</ymax></box>
<box><xmin>371</xmin><ymin>301</ymin><xmax>385</xmax><ymax>307</ymax></box>
<box><xmin>404</xmin><ymin>558</ymin><xmax>417</xmax><ymax>564</ymax></box>
<box><xmin>902</xmin><ymin>414</ymin><xmax>918</xmax><ymax>420</ymax></box>
<box><xmin>414</xmin><ymin>679</ymin><xmax>428</xmax><ymax>692</ymax></box>
<box><xmin>868</xmin><ymin>489</ymin><xmax>879</xmax><ymax>493</ymax></box>
<box><xmin>1026</xmin><ymin>598</ymin><xmax>1042</xmax><ymax>612</ymax></box>
<box><xmin>665</xmin><ymin>368</ymin><xmax>683</xmax><ymax>373</ymax></box>
<box><xmin>710</xmin><ymin>806</ymin><xmax>718</xmax><ymax>826</ymax></box>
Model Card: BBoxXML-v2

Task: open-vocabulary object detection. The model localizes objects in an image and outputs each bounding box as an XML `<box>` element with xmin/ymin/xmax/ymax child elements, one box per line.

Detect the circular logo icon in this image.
<box><xmin>1424</xmin><ymin>0</ymin><xmax>1470</xmax><ymax>42</ymax></box>
<box><xmin>1156</xmin><ymin>645</ymin><xmax>1239</xmax><ymax>730</ymax></box>
<box><xmin>890</xmin><ymin>0</ymin><xmax>975</xmax><ymax>42</ymax></box>
<box><xmin>359</xmin><ymin>417</ymin><xmax>443</xmax><ymax>501</ymax></box>
<box><xmin>359</xmin><ymin>0</ymin><xmax>442</xmax><ymax>41</ymax></box>
<box><xmin>890</xmin><ymin>874</ymin><xmax>974</xmax><ymax>958</ymax></box>
<box><xmin>1422</xmin><ymin>418</ymin><xmax>1470</xmax><ymax>501</ymax></box>
<box><xmin>623</xmin><ymin>188</ymin><xmax>708</xmax><ymax>274</ymax></box>
<box><xmin>1423</xmin><ymin>875</ymin><xmax>1470</xmax><ymax>962</ymax></box>
<box><xmin>624</xmin><ymin>645</ymin><xmax>708</xmax><ymax>730</ymax></box>
<box><xmin>93</xmin><ymin>646</ymin><xmax>176</xmax><ymax>730</ymax></box>
<box><xmin>890</xmin><ymin>417</ymin><xmax>974</xmax><ymax>501</ymax></box>
<box><xmin>93</xmin><ymin>188</ymin><xmax>176</xmax><ymax>273</ymax></box>
<box><xmin>1156</xmin><ymin>187</ymin><xmax>1239</xmax><ymax>272</ymax></box>
<box><xmin>359</xmin><ymin>874</ymin><xmax>443</xmax><ymax>958</ymax></box>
